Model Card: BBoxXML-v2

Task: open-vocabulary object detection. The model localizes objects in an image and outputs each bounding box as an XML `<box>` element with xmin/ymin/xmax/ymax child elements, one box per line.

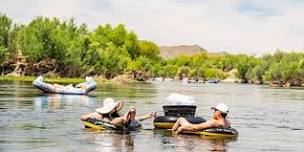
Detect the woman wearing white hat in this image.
<box><xmin>172</xmin><ymin>103</ymin><xmax>231</xmax><ymax>134</ymax></box>
<box><xmin>81</xmin><ymin>98</ymin><xmax>155</xmax><ymax>126</ymax></box>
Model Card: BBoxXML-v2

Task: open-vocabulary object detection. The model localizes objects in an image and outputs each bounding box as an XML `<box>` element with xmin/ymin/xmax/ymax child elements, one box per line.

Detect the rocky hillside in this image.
<box><xmin>160</xmin><ymin>45</ymin><xmax>207</xmax><ymax>59</ymax></box>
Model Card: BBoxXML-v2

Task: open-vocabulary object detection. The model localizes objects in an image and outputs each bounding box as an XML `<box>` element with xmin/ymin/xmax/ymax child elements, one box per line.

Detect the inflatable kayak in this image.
<box><xmin>83</xmin><ymin>118</ymin><xmax>141</xmax><ymax>131</ymax></box>
<box><xmin>154</xmin><ymin>116</ymin><xmax>206</xmax><ymax>129</ymax></box>
<box><xmin>182</xmin><ymin>127</ymin><xmax>238</xmax><ymax>138</ymax></box>
<box><xmin>32</xmin><ymin>76</ymin><xmax>96</xmax><ymax>95</ymax></box>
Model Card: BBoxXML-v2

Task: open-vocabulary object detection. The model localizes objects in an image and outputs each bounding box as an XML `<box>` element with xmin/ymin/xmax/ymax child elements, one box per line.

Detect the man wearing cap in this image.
<box><xmin>172</xmin><ymin>103</ymin><xmax>231</xmax><ymax>134</ymax></box>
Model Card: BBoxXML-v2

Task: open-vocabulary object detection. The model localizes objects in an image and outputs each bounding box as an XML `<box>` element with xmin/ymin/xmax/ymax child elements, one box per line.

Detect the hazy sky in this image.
<box><xmin>1</xmin><ymin>0</ymin><xmax>304</xmax><ymax>54</ymax></box>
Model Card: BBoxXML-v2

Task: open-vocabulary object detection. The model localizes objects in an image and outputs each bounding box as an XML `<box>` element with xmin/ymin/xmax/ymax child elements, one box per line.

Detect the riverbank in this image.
<box><xmin>0</xmin><ymin>75</ymin><xmax>141</xmax><ymax>84</ymax></box>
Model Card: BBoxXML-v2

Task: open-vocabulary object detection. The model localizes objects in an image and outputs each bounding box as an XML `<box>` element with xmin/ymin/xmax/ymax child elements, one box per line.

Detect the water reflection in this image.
<box><xmin>153</xmin><ymin>129</ymin><xmax>237</xmax><ymax>152</ymax></box>
<box><xmin>80</xmin><ymin>129</ymin><xmax>237</xmax><ymax>152</ymax></box>
<box><xmin>81</xmin><ymin>130</ymin><xmax>134</xmax><ymax>152</ymax></box>
<box><xmin>34</xmin><ymin>94</ymin><xmax>96</xmax><ymax>109</ymax></box>
<box><xmin>97</xmin><ymin>83</ymin><xmax>157</xmax><ymax>99</ymax></box>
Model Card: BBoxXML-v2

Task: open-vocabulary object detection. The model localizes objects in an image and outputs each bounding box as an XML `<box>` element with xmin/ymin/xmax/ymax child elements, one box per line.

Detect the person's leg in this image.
<box><xmin>172</xmin><ymin>117</ymin><xmax>190</xmax><ymax>131</ymax></box>
<box><xmin>110</xmin><ymin>108</ymin><xmax>136</xmax><ymax>126</ymax></box>
<box><xmin>128</xmin><ymin>107</ymin><xmax>136</xmax><ymax>121</ymax></box>
<box><xmin>80</xmin><ymin>112</ymin><xmax>102</xmax><ymax>121</ymax></box>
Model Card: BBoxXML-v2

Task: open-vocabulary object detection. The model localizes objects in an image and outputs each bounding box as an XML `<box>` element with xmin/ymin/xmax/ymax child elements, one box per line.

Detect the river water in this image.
<box><xmin>0</xmin><ymin>80</ymin><xmax>303</xmax><ymax>152</ymax></box>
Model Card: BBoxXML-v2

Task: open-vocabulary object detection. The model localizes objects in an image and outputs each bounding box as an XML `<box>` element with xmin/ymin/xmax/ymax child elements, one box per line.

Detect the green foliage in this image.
<box><xmin>127</xmin><ymin>56</ymin><xmax>153</xmax><ymax>72</ymax></box>
<box><xmin>0</xmin><ymin>45</ymin><xmax>6</xmax><ymax>63</ymax></box>
<box><xmin>235</xmin><ymin>55</ymin><xmax>258</xmax><ymax>82</ymax></box>
<box><xmin>0</xmin><ymin>15</ymin><xmax>160</xmax><ymax>78</ymax></box>
<box><xmin>264</xmin><ymin>52</ymin><xmax>304</xmax><ymax>85</ymax></box>
<box><xmin>177</xmin><ymin>66</ymin><xmax>191</xmax><ymax>78</ymax></box>
<box><xmin>189</xmin><ymin>68</ymin><xmax>203</xmax><ymax>78</ymax></box>
<box><xmin>1</xmin><ymin>13</ymin><xmax>304</xmax><ymax>86</ymax></box>
<box><xmin>0</xmin><ymin>13</ymin><xmax>12</xmax><ymax>47</ymax></box>
<box><xmin>97</xmin><ymin>43</ymin><xmax>130</xmax><ymax>79</ymax></box>
<box><xmin>137</xmin><ymin>40</ymin><xmax>160</xmax><ymax>61</ymax></box>
<box><xmin>0</xmin><ymin>13</ymin><xmax>12</xmax><ymax>63</ymax></box>
<box><xmin>15</xmin><ymin>17</ymin><xmax>88</xmax><ymax>64</ymax></box>
<box><xmin>163</xmin><ymin>64</ymin><xmax>178</xmax><ymax>78</ymax></box>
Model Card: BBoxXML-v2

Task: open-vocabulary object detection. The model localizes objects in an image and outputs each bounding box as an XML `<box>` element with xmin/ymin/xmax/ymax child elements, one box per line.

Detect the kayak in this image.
<box><xmin>32</xmin><ymin>76</ymin><xmax>96</xmax><ymax>95</ymax></box>
<box><xmin>182</xmin><ymin>128</ymin><xmax>238</xmax><ymax>138</ymax></box>
<box><xmin>83</xmin><ymin>118</ymin><xmax>141</xmax><ymax>131</ymax></box>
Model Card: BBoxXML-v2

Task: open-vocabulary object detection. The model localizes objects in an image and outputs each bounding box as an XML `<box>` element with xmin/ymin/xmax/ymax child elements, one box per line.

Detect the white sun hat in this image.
<box><xmin>211</xmin><ymin>103</ymin><xmax>229</xmax><ymax>114</ymax></box>
<box><xmin>95</xmin><ymin>98</ymin><xmax>118</xmax><ymax>114</ymax></box>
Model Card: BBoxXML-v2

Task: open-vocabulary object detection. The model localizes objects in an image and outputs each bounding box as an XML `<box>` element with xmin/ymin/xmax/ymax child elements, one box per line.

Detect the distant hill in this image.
<box><xmin>160</xmin><ymin>45</ymin><xmax>207</xmax><ymax>59</ymax></box>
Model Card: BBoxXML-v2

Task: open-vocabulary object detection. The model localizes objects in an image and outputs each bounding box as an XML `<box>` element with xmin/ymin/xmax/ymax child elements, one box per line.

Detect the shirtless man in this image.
<box><xmin>172</xmin><ymin>103</ymin><xmax>231</xmax><ymax>134</ymax></box>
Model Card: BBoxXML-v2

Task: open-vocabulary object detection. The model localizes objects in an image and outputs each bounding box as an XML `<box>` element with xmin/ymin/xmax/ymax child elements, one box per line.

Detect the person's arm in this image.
<box><xmin>136</xmin><ymin>112</ymin><xmax>156</xmax><ymax>121</ymax></box>
<box><xmin>80</xmin><ymin>112</ymin><xmax>103</xmax><ymax>121</ymax></box>
<box><xmin>176</xmin><ymin>120</ymin><xmax>216</xmax><ymax>134</ymax></box>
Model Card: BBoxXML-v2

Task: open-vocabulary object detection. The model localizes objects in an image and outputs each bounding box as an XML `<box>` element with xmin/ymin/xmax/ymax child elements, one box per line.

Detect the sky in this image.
<box><xmin>1</xmin><ymin>0</ymin><xmax>304</xmax><ymax>55</ymax></box>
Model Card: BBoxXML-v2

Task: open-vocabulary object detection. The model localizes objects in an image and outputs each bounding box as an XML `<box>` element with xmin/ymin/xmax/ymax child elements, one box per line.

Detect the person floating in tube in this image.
<box><xmin>172</xmin><ymin>103</ymin><xmax>231</xmax><ymax>134</ymax></box>
<box><xmin>81</xmin><ymin>98</ymin><xmax>156</xmax><ymax>127</ymax></box>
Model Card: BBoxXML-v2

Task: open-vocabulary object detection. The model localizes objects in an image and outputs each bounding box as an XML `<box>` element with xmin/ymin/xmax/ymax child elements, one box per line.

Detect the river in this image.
<box><xmin>0</xmin><ymin>80</ymin><xmax>303</xmax><ymax>152</ymax></box>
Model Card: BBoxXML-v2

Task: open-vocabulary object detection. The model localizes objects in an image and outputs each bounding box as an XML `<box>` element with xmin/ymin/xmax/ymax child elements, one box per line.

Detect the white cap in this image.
<box><xmin>95</xmin><ymin>98</ymin><xmax>118</xmax><ymax>114</ymax></box>
<box><xmin>211</xmin><ymin>103</ymin><xmax>229</xmax><ymax>114</ymax></box>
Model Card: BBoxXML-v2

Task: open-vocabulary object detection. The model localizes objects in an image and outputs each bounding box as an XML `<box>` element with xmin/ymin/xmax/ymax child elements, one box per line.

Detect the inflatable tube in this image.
<box><xmin>187</xmin><ymin>80</ymin><xmax>196</xmax><ymax>83</ymax></box>
<box><xmin>33</xmin><ymin>76</ymin><xmax>96</xmax><ymax>95</ymax></box>
<box><xmin>207</xmin><ymin>79</ymin><xmax>220</xmax><ymax>83</ymax></box>
<box><xmin>153</xmin><ymin>116</ymin><xmax>205</xmax><ymax>129</ymax></box>
<box><xmin>163</xmin><ymin>105</ymin><xmax>197</xmax><ymax>117</ymax></box>
<box><xmin>83</xmin><ymin>118</ymin><xmax>141</xmax><ymax>131</ymax></box>
<box><xmin>182</xmin><ymin>128</ymin><xmax>238</xmax><ymax>138</ymax></box>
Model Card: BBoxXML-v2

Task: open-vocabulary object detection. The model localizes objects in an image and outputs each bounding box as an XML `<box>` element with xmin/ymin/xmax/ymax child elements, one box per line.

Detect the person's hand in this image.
<box><xmin>129</xmin><ymin>106</ymin><xmax>136</xmax><ymax>112</ymax></box>
<box><xmin>172</xmin><ymin>129</ymin><xmax>178</xmax><ymax>135</ymax></box>
<box><xmin>176</xmin><ymin>127</ymin><xmax>184</xmax><ymax>134</ymax></box>
<box><xmin>115</xmin><ymin>100</ymin><xmax>124</xmax><ymax>111</ymax></box>
<box><xmin>149</xmin><ymin>112</ymin><xmax>156</xmax><ymax>118</ymax></box>
<box><xmin>176</xmin><ymin>129</ymin><xmax>181</xmax><ymax>134</ymax></box>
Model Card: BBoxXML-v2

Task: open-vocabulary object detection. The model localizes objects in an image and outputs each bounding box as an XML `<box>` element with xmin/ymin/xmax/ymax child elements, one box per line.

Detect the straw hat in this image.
<box><xmin>95</xmin><ymin>98</ymin><xmax>118</xmax><ymax>114</ymax></box>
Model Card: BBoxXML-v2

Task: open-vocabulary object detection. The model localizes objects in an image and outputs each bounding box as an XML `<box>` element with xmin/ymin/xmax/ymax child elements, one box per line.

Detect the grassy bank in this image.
<box><xmin>0</xmin><ymin>76</ymin><xmax>104</xmax><ymax>84</ymax></box>
<box><xmin>0</xmin><ymin>75</ymin><xmax>142</xmax><ymax>84</ymax></box>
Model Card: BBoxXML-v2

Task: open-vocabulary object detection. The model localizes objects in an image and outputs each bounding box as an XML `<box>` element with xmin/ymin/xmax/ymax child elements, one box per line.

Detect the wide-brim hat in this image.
<box><xmin>95</xmin><ymin>98</ymin><xmax>118</xmax><ymax>114</ymax></box>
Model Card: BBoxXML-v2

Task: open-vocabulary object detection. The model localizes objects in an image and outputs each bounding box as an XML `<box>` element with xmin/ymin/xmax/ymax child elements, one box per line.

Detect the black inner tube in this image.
<box><xmin>85</xmin><ymin>118</ymin><xmax>141</xmax><ymax>131</ymax></box>
<box><xmin>154</xmin><ymin>116</ymin><xmax>206</xmax><ymax>124</ymax></box>
<box><xmin>203</xmin><ymin>128</ymin><xmax>238</xmax><ymax>135</ymax></box>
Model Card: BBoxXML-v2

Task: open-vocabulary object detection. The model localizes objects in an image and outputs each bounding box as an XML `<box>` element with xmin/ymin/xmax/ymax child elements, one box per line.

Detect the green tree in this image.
<box><xmin>0</xmin><ymin>13</ymin><xmax>12</xmax><ymax>63</ymax></box>
<box><xmin>235</xmin><ymin>55</ymin><xmax>257</xmax><ymax>83</ymax></box>
<box><xmin>97</xmin><ymin>43</ymin><xmax>130</xmax><ymax>79</ymax></box>
<box><xmin>137</xmin><ymin>40</ymin><xmax>160</xmax><ymax>61</ymax></box>
<box><xmin>0</xmin><ymin>13</ymin><xmax>12</xmax><ymax>47</ymax></box>
<box><xmin>177</xmin><ymin>66</ymin><xmax>190</xmax><ymax>78</ymax></box>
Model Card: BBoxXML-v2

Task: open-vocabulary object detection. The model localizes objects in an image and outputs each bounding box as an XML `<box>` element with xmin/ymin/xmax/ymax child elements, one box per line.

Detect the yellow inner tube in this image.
<box><xmin>83</xmin><ymin>121</ymin><xmax>107</xmax><ymax>130</ymax></box>
<box><xmin>86</xmin><ymin>121</ymin><xmax>238</xmax><ymax>138</ymax></box>
<box><xmin>154</xmin><ymin>122</ymin><xmax>238</xmax><ymax>138</ymax></box>
<box><xmin>83</xmin><ymin>120</ymin><xmax>142</xmax><ymax>131</ymax></box>
<box><xmin>182</xmin><ymin>130</ymin><xmax>238</xmax><ymax>138</ymax></box>
<box><xmin>153</xmin><ymin>122</ymin><xmax>175</xmax><ymax>129</ymax></box>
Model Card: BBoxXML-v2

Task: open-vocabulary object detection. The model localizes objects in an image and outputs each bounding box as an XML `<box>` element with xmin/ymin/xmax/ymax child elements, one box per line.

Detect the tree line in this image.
<box><xmin>0</xmin><ymin>13</ymin><xmax>161</xmax><ymax>79</ymax></box>
<box><xmin>0</xmin><ymin>13</ymin><xmax>303</xmax><ymax>86</ymax></box>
